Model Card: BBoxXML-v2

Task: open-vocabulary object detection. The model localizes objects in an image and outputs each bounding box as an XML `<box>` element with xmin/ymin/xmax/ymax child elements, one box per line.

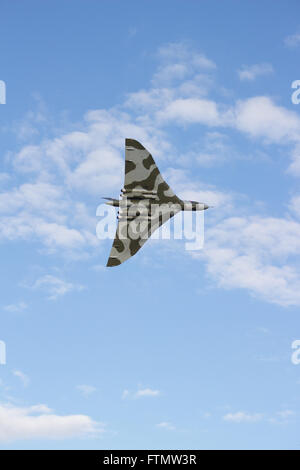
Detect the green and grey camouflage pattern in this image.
<box><xmin>105</xmin><ymin>139</ymin><xmax>209</xmax><ymax>267</ymax></box>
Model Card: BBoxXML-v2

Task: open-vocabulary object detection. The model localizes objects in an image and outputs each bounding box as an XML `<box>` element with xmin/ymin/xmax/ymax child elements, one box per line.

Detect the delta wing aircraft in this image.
<box><xmin>103</xmin><ymin>139</ymin><xmax>210</xmax><ymax>267</ymax></box>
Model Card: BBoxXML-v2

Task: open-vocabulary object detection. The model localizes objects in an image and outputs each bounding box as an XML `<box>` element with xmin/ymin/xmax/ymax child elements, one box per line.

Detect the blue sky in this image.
<box><xmin>0</xmin><ymin>0</ymin><xmax>300</xmax><ymax>450</ymax></box>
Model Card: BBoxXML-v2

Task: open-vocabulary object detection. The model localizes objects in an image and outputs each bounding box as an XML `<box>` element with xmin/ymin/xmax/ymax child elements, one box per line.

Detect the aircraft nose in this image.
<box><xmin>204</xmin><ymin>204</ymin><xmax>210</xmax><ymax>210</ymax></box>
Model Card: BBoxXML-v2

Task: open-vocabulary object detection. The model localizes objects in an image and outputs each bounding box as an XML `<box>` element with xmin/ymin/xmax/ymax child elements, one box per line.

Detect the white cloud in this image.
<box><xmin>125</xmin><ymin>48</ymin><xmax>300</xmax><ymax>177</ymax></box>
<box><xmin>178</xmin><ymin>132</ymin><xmax>235</xmax><ymax>167</ymax></box>
<box><xmin>3</xmin><ymin>302</ymin><xmax>27</xmax><ymax>313</ymax></box>
<box><xmin>0</xmin><ymin>182</ymin><xmax>67</xmax><ymax>216</ymax></box>
<box><xmin>157</xmin><ymin>98</ymin><xmax>219</xmax><ymax>126</ymax></box>
<box><xmin>238</xmin><ymin>63</ymin><xmax>273</xmax><ymax>81</ymax></box>
<box><xmin>153</xmin><ymin>63</ymin><xmax>189</xmax><ymax>85</ymax></box>
<box><xmin>228</xmin><ymin>96</ymin><xmax>300</xmax><ymax>175</ymax></box>
<box><xmin>11</xmin><ymin>108</ymin><xmax>172</xmax><ymax>195</ymax></box>
<box><xmin>223</xmin><ymin>411</ymin><xmax>263</xmax><ymax>423</ymax></box>
<box><xmin>224</xmin><ymin>409</ymin><xmax>295</xmax><ymax>424</ymax></box>
<box><xmin>67</xmin><ymin>146</ymin><xmax>122</xmax><ymax>194</ymax></box>
<box><xmin>288</xmin><ymin>144</ymin><xmax>300</xmax><ymax>176</ymax></box>
<box><xmin>285</xmin><ymin>32</ymin><xmax>300</xmax><ymax>47</ymax></box>
<box><xmin>156</xmin><ymin>421</ymin><xmax>176</xmax><ymax>430</ymax></box>
<box><xmin>0</xmin><ymin>402</ymin><xmax>102</xmax><ymax>441</ymax></box>
<box><xmin>126</xmin><ymin>60</ymin><xmax>300</xmax><ymax>177</ymax></box>
<box><xmin>0</xmin><ymin>180</ymin><xmax>98</xmax><ymax>255</ymax></box>
<box><xmin>164</xmin><ymin>167</ymin><xmax>233</xmax><ymax>209</ymax></box>
<box><xmin>135</xmin><ymin>388</ymin><xmax>160</xmax><ymax>398</ymax></box>
<box><xmin>157</xmin><ymin>42</ymin><xmax>216</xmax><ymax>70</ymax></box>
<box><xmin>289</xmin><ymin>194</ymin><xmax>300</xmax><ymax>218</ymax></box>
<box><xmin>233</xmin><ymin>96</ymin><xmax>300</xmax><ymax>143</ymax></box>
<box><xmin>76</xmin><ymin>385</ymin><xmax>97</xmax><ymax>397</ymax></box>
<box><xmin>125</xmin><ymin>88</ymin><xmax>174</xmax><ymax>112</ymax></box>
<box><xmin>35</xmin><ymin>222</ymin><xmax>90</xmax><ymax>250</ymax></box>
<box><xmin>122</xmin><ymin>387</ymin><xmax>161</xmax><ymax>399</ymax></box>
<box><xmin>177</xmin><ymin>74</ymin><xmax>213</xmax><ymax>98</ymax></box>
<box><xmin>196</xmin><ymin>216</ymin><xmax>300</xmax><ymax>306</ymax></box>
<box><xmin>126</xmin><ymin>42</ymin><xmax>215</xmax><ymax>116</ymax></box>
<box><xmin>31</xmin><ymin>275</ymin><xmax>84</xmax><ymax>300</ymax></box>
<box><xmin>10</xmin><ymin>94</ymin><xmax>48</xmax><ymax>141</ymax></box>
<box><xmin>12</xmin><ymin>370</ymin><xmax>30</xmax><ymax>387</ymax></box>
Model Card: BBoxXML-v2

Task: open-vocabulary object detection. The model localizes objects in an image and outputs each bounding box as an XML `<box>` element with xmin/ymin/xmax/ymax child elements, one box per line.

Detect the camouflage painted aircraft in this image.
<box><xmin>104</xmin><ymin>139</ymin><xmax>210</xmax><ymax>267</ymax></box>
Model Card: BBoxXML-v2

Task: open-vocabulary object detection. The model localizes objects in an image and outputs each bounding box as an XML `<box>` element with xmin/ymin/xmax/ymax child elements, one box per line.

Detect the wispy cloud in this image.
<box><xmin>122</xmin><ymin>386</ymin><xmax>161</xmax><ymax>399</ymax></box>
<box><xmin>122</xmin><ymin>389</ymin><xmax>130</xmax><ymax>400</ymax></box>
<box><xmin>223</xmin><ymin>411</ymin><xmax>263</xmax><ymax>423</ymax></box>
<box><xmin>156</xmin><ymin>421</ymin><xmax>176</xmax><ymax>431</ymax></box>
<box><xmin>268</xmin><ymin>410</ymin><xmax>295</xmax><ymax>424</ymax></box>
<box><xmin>128</xmin><ymin>27</ymin><xmax>137</xmax><ymax>38</ymax></box>
<box><xmin>223</xmin><ymin>409</ymin><xmax>295</xmax><ymax>424</ymax></box>
<box><xmin>157</xmin><ymin>42</ymin><xmax>216</xmax><ymax>70</ymax></box>
<box><xmin>289</xmin><ymin>194</ymin><xmax>300</xmax><ymax>219</ymax></box>
<box><xmin>76</xmin><ymin>385</ymin><xmax>97</xmax><ymax>397</ymax></box>
<box><xmin>285</xmin><ymin>32</ymin><xmax>300</xmax><ymax>47</ymax></box>
<box><xmin>276</xmin><ymin>410</ymin><xmax>294</xmax><ymax>420</ymax></box>
<box><xmin>237</xmin><ymin>63</ymin><xmax>273</xmax><ymax>81</ymax></box>
<box><xmin>3</xmin><ymin>302</ymin><xmax>27</xmax><ymax>313</ymax></box>
<box><xmin>135</xmin><ymin>388</ymin><xmax>161</xmax><ymax>398</ymax></box>
<box><xmin>31</xmin><ymin>274</ymin><xmax>84</xmax><ymax>300</ymax></box>
<box><xmin>12</xmin><ymin>370</ymin><xmax>30</xmax><ymax>388</ymax></box>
